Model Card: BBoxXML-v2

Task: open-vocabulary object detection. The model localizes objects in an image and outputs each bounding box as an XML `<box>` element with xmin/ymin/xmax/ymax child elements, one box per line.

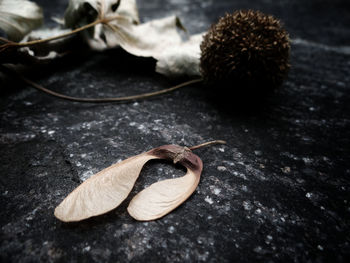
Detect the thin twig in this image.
<box><xmin>8</xmin><ymin>20</ymin><xmax>100</xmax><ymax>48</ymax></box>
<box><xmin>0</xmin><ymin>37</ymin><xmax>15</xmax><ymax>44</ymax></box>
<box><xmin>2</xmin><ymin>65</ymin><xmax>202</xmax><ymax>103</ymax></box>
<box><xmin>189</xmin><ymin>140</ymin><xmax>227</xmax><ymax>151</ymax></box>
<box><xmin>0</xmin><ymin>14</ymin><xmax>126</xmax><ymax>52</ymax></box>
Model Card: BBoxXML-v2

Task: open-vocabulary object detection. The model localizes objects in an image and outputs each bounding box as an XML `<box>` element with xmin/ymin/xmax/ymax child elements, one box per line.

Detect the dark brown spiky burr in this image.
<box><xmin>200</xmin><ymin>10</ymin><xmax>290</xmax><ymax>92</ymax></box>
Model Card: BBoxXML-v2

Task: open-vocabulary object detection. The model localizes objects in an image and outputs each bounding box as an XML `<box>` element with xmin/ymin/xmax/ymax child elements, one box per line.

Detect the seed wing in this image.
<box><xmin>54</xmin><ymin>153</ymin><xmax>155</xmax><ymax>222</ymax></box>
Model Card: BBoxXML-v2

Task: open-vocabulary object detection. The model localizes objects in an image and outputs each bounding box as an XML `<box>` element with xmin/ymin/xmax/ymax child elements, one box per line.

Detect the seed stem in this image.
<box><xmin>189</xmin><ymin>140</ymin><xmax>227</xmax><ymax>151</ymax></box>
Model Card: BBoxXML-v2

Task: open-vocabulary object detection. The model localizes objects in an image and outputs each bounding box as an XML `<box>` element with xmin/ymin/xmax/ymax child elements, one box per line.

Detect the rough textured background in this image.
<box><xmin>1</xmin><ymin>0</ymin><xmax>350</xmax><ymax>262</ymax></box>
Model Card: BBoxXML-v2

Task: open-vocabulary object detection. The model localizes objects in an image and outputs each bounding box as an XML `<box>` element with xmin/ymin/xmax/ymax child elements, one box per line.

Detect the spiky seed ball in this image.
<box><xmin>200</xmin><ymin>10</ymin><xmax>290</xmax><ymax>92</ymax></box>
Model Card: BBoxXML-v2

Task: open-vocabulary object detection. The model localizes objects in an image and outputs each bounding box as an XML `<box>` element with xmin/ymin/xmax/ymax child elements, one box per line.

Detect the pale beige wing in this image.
<box><xmin>127</xmin><ymin>168</ymin><xmax>201</xmax><ymax>221</ymax></box>
<box><xmin>54</xmin><ymin>153</ymin><xmax>155</xmax><ymax>222</ymax></box>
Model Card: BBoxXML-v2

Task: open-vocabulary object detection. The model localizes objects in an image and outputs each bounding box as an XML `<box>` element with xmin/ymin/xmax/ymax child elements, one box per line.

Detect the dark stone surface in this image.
<box><xmin>1</xmin><ymin>0</ymin><xmax>350</xmax><ymax>262</ymax></box>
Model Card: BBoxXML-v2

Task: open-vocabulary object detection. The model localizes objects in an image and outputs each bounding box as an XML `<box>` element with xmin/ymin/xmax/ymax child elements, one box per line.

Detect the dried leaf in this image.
<box><xmin>0</xmin><ymin>27</ymin><xmax>76</xmax><ymax>65</ymax></box>
<box><xmin>106</xmin><ymin>15</ymin><xmax>202</xmax><ymax>77</ymax></box>
<box><xmin>155</xmin><ymin>33</ymin><xmax>203</xmax><ymax>77</ymax></box>
<box><xmin>63</xmin><ymin>0</ymin><xmax>202</xmax><ymax>77</ymax></box>
<box><xmin>0</xmin><ymin>0</ymin><xmax>43</xmax><ymax>41</ymax></box>
<box><xmin>20</xmin><ymin>27</ymin><xmax>73</xmax><ymax>59</ymax></box>
<box><xmin>54</xmin><ymin>144</ymin><xmax>203</xmax><ymax>222</ymax></box>
<box><xmin>64</xmin><ymin>0</ymin><xmax>139</xmax><ymax>28</ymax></box>
<box><xmin>64</xmin><ymin>0</ymin><xmax>139</xmax><ymax>50</ymax></box>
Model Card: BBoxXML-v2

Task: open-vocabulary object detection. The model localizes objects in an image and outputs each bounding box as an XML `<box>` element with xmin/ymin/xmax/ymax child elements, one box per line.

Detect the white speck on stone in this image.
<box><xmin>31</xmin><ymin>208</ymin><xmax>39</xmax><ymax>215</ymax></box>
<box><xmin>83</xmin><ymin>246</ymin><xmax>91</xmax><ymax>252</ymax></box>
<box><xmin>129</xmin><ymin>122</ymin><xmax>136</xmax><ymax>126</ymax></box>
<box><xmin>81</xmin><ymin>153</ymin><xmax>87</xmax><ymax>158</ymax></box>
<box><xmin>205</xmin><ymin>196</ymin><xmax>214</xmax><ymax>205</ymax></box>
<box><xmin>70</xmin><ymin>154</ymin><xmax>74</xmax><ymax>157</ymax></box>
<box><xmin>266</xmin><ymin>235</ymin><xmax>273</xmax><ymax>241</ymax></box>
<box><xmin>218</xmin><ymin>147</ymin><xmax>225</xmax><ymax>152</ymax></box>
<box><xmin>133</xmin><ymin>102</ymin><xmax>139</xmax><ymax>106</ymax></box>
<box><xmin>255</xmin><ymin>208</ymin><xmax>262</xmax><ymax>215</ymax></box>
<box><xmin>243</xmin><ymin>201</ymin><xmax>252</xmax><ymax>211</ymax></box>
<box><xmin>207</xmin><ymin>215</ymin><xmax>213</xmax><ymax>220</ymax></box>
<box><xmin>48</xmin><ymin>130</ymin><xmax>55</xmax><ymax>135</ymax></box>
<box><xmin>302</xmin><ymin>157</ymin><xmax>313</xmax><ymax>164</ymax></box>
<box><xmin>197</xmin><ymin>237</ymin><xmax>204</xmax><ymax>244</ymax></box>
<box><xmin>197</xmin><ymin>251</ymin><xmax>209</xmax><ymax>261</ymax></box>
<box><xmin>217</xmin><ymin>166</ymin><xmax>227</xmax><ymax>171</ymax></box>
<box><xmin>81</xmin><ymin>170</ymin><xmax>94</xmax><ymax>181</ymax></box>
<box><xmin>317</xmin><ymin>245</ymin><xmax>324</xmax><ymax>251</ymax></box>
<box><xmin>168</xmin><ymin>226</ymin><xmax>175</xmax><ymax>234</ymax></box>
<box><xmin>76</xmin><ymin>161</ymin><xmax>82</xmax><ymax>167</ymax></box>
<box><xmin>239</xmin><ymin>173</ymin><xmax>248</xmax><ymax>180</ymax></box>
<box><xmin>137</xmin><ymin>124</ymin><xmax>146</xmax><ymax>131</ymax></box>
<box><xmin>254</xmin><ymin>150</ymin><xmax>262</xmax><ymax>156</ymax></box>
<box><xmin>306</xmin><ymin>192</ymin><xmax>313</xmax><ymax>198</ymax></box>
<box><xmin>253</xmin><ymin>246</ymin><xmax>263</xmax><ymax>253</ymax></box>
<box><xmin>213</xmin><ymin>188</ymin><xmax>221</xmax><ymax>195</ymax></box>
<box><xmin>2</xmin><ymin>191</ymin><xmax>8</xmax><ymax>196</ymax></box>
<box><xmin>281</xmin><ymin>166</ymin><xmax>291</xmax><ymax>173</ymax></box>
<box><xmin>280</xmin><ymin>217</ymin><xmax>286</xmax><ymax>222</ymax></box>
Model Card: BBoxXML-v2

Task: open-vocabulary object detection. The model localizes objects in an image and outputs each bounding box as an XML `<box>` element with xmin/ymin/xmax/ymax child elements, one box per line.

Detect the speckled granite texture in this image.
<box><xmin>1</xmin><ymin>0</ymin><xmax>350</xmax><ymax>262</ymax></box>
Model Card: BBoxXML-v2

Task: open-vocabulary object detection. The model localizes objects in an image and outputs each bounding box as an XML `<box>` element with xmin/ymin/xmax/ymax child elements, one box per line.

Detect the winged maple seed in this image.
<box><xmin>54</xmin><ymin>140</ymin><xmax>226</xmax><ymax>222</ymax></box>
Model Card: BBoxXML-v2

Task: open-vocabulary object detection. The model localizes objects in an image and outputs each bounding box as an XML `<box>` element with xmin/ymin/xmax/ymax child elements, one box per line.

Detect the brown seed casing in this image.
<box><xmin>149</xmin><ymin>144</ymin><xmax>203</xmax><ymax>173</ymax></box>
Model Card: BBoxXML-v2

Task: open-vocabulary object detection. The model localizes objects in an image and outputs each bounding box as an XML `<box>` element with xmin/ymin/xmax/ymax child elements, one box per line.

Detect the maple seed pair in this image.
<box><xmin>54</xmin><ymin>140</ymin><xmax>226</xmax><ymax>222</ymax></box>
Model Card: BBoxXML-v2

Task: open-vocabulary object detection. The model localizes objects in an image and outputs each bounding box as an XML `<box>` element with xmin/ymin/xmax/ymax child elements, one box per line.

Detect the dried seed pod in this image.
<box><xmin>200</xmin><ymin>10</ymin><xmax>290</xmax><ymax>92</ymax></box>
<box><xmin>54</xmin><ymin>144</ymin><xmax>203</xmax><ymax>222</ymax></box>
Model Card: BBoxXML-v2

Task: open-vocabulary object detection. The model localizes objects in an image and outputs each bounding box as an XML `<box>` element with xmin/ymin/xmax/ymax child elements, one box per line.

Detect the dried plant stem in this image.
<box><xmin>0</xmin><ymin>37</ymin><xmax>15</xmax><ymax>44</ymax></box>
<box><xmin>189</xmin><ymin>140</ymin><xmax>226</xmax><ymax>150</ymax></box>
<box><xmin>0</xmin><ymin>15</ymin><xmax>125</xmax><ymax>52</ymax></box>
<box><xmin>1</xmin><ymin>65</ymin><xmax>202</xmax><ymax>103</ymax></box>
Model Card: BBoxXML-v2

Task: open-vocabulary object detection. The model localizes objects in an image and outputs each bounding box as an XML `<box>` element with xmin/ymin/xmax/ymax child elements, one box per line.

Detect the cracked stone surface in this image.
<box><xmin>1</xmin><ymin>0</ymin><xmax>349</xmax><ymax>262</ymax></box>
